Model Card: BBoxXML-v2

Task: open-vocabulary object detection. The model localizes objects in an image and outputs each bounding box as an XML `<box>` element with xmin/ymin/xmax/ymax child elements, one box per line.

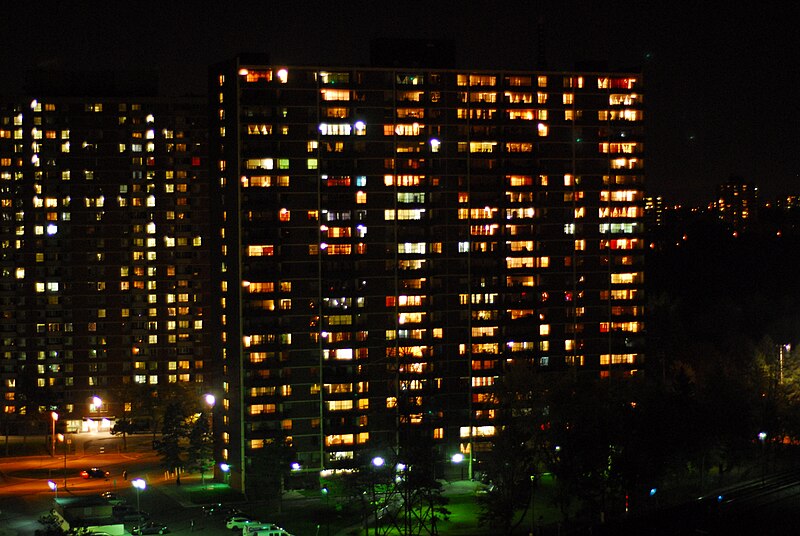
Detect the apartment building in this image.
<box><xmin>210</xmin><ymin>56</ymin><xmax>645</xmax><ymax>490</ymax></box>
<box><xmin>0</xmin><ymin>74</ymin><xmax>211</xmax><ymax>435</ymax></box>
<box><xmin>714</xmin><ymin>178</ymin><xmax>758</xmax><ymax>231</ymax></box>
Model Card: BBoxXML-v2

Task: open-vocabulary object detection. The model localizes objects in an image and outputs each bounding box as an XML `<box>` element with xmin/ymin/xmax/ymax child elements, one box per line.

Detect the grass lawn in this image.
<box><xmin>183</xmin><ymin>478</ymin><xmax>578</xmax><ymax>536</ymax></box>
<box><xmin>186</xmin><ymin>482</ymin><xmax>246</xmax><ymax>504</ymax></box>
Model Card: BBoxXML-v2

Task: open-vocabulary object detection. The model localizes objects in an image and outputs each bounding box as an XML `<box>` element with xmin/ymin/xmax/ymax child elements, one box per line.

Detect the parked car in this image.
<box><xmin>242</xmin><ymin>523</ymin><xmax>282</xmax><ymax>536</ymax></box>
<box><xmin>244</xmin><ymin>528</ymin><xmax>292</xmax><ymax>536</ymax></box>
<box><xmin>203</xmin><ymin>503</ymin><xmax>242</xmax><ymax>517</ymax></box>
<box><xmin>113</xmin><ymin>506</ymin><xmax>149</xmax><ymax>522</ymax></box>
<box><xmin>81</xmin><ymin>467</ymin><xmax>109</xmax><ymax>479</ymax></box>
<box><xmin>131</xmin><ymin>521</ymin><xmax>169</xmax><ymax>535</ymax></box>
<box><xmin>99</xmin><ymin>491</ymin><xmax>125</xmax><ymax>505</ymax></box>
<box><xmin>226</xmin><ymin>517</ymin><xmax>260</xmax><ymax>530</ymax></box>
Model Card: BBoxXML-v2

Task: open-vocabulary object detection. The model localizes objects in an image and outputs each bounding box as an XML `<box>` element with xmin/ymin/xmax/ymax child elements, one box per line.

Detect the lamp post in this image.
<box><xmin>530</xmin><ymin>474</ymin><xmax>539</xmax><ymax>536</ymax></box>
<box><xmin>321</xmin><ymin>486</ymin><xmax>330</xmax><ymax>536</ymax></box>
<box><xmin>58</xmin><ymin>433</ymin><xmax>67</xmax><ymax>488</ymax></box>
<box><xmin>451</xmin><ymin>453</ymin><xmax>464</xmax><ymax>480</ymax></box>
<box><xmin>90</xmin><ymin>397</ymin><xmax>102</xmax><ymax>433</ymax></box>
<box><xmin>132</xmin><ymin>478</ymin><xmax>146</xmax><ymax>513</ymax></box>
<box><xmin>48</xmin><ymin>479</ymin><xmax>58</xmax><ymax>500</ymax></box>
<box><xmin>220</xmin><ymin>463</ymin><xmax>230</xmax><ymax>485</ymax></box>
<box><xmin>758</xmin><ymin>431</ymin><xmax>767</xmax><ymax>484</ymax></box>
<box><xmin>50</xmin><ymin>411</ymin><xmax>58</xmax><ymax>457</ymax></box>
<box><xmin>371</xmin><ymin>457</ymin><xmax>385</xmax><ymax>536</ymax></box>
<box><xmin>203</xmin><ymin>394</ymin><xmax>215</xmax><ymax>483</ymax></box>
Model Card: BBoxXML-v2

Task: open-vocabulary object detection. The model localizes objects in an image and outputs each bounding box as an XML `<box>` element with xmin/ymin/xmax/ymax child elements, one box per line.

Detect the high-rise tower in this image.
<box><xmin>210</xmin><ymin>58</ymin><xmax>645</xmax><ymax>490</ymax></box>
<box><xmin>0</xmin><ymin>76</ymin><xmax>211</xmax><ymax>435</ymax></box>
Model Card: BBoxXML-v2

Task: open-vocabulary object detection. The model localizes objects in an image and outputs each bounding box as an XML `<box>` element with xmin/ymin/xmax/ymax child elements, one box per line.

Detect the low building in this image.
<box><xmin>53</xmin><ymin>496</ymin><xmax>124</xmax><ymax>535</ymax></box>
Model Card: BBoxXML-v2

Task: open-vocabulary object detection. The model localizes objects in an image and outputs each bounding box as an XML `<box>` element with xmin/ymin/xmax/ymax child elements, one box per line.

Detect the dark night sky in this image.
<box><xmin>1</xmin><ymin>1</ymin><xmax>798</xmax><ymax>205</ymax></box>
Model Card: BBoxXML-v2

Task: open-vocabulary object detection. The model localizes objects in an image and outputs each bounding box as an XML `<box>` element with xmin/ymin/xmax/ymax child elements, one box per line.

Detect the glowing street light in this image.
<box><xmin>451</xmin><ymin>453</ymin><xmax>465</xmax><ymax>480</ymax></box>
<box><xmin>201</xmin><ymin>393</ymin><xmax>216</xmax><ymax>484</ymax></box>
<box><xmin>370</xmin><ymin>457</ymin><xmax>385</xmax><ymax>536</ymax></box>
<box><xmin>321</xmin><ymin>486</ymin><xmax>331</xmax><ymax>536</ymax></box>
<box><xmin>132</xmin><ymin>478</ymin><xmax>146</xmax><ymax>513</ymax></box>
<box><xmin>48</xmin><ymin>479</ymin><xmax>58</xmax><ymax>499</ymax></box>
<box><xmin>50</xmin><ymin>412</ymin><xmax>58</xmax><ymax>457</ymax></box>
<box><xmin>220</xmin><ymin>462</ymin><xmax>231</xmax><ymax>485</ymax></box>
<box><xmin>58</xmin><ymin>433</ymin><xmax>68</xmax><ymax>488</ymax></box>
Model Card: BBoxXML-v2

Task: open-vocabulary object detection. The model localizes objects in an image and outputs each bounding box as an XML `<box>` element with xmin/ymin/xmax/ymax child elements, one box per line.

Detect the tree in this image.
<box><xmin>339</xmin><ymin>447</ymin><xmax>449</xmax><ymax>536</ymax></box>
<box><xmin>114</xmin><ymin>382</ymin><xmax>159</xmax><ymax>451</ymax></box>
<box><xmin>248</xmin><ymin>437</ymin><xmax>294</xmax><ymax>504</ymax></box>
<box><xmin>477</xmin><ymin>360</ymin><xmax>549</xmax><ymax>534</ymax></box>
<box><xmin>395</xmin><ymin>436</ymin><xmax>450</xmax><ymax>536</ymax></box>
<box><xmin>186</xmin><ymin>410</ymin><xmax>214</xmax><ymax>484</ymax></box>
<box><xmin>156</xmin><ymin>399</ymin><xmax>189</xmax><ymax>484</ymax></box>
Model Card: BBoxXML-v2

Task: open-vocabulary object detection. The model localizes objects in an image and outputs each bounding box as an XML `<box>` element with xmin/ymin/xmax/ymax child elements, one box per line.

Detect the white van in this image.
<box><xmin>242</xmin><ymin>524</ymin><xmax>293</xmax><ymax>536</ymax></box>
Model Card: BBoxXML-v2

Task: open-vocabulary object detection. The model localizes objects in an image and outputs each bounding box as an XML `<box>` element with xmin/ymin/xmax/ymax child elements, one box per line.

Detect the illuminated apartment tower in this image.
<box><xmin>0</xmin><ymin>76</ymin><xmax>211</xmax><ymax>434</ymax></box>
<box><xmin>715</xmin><ymin>178</ymin><xmax>758</xmax><ymax>231</ymax></box>
<box><xmin>209</xmin><ymin>57</ymin><xmax>645</xmax><ymax>489</ymax></box>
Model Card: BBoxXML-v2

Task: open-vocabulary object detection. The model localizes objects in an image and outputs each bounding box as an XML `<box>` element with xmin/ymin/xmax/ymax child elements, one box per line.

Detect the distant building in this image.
<box><xmin>0</xmin><ymin>74</ymin><xmax>211</xmax><ymax>434</ymax></box>
<box><xmin>713</xmin><ymin>178</ymin><xmax>758</xmax><ymax>231</ymax></box>
<box><xmin>774</xmin><ymin>195</ymin><xmax>800</xmax><ymax>211</ymax></box>
<box><xmin>209</xmin><ymin>57</ymin><xmax>646</xmax><ymax>490</ymax></box>
<box><xmin>644</xmin><ymin>195</ymin><xmax>665</xmax><ymax>228</ymax></box>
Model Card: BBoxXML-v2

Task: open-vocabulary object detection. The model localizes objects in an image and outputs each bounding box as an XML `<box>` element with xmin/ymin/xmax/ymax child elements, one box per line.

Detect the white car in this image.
<box><xmin>242</xmin><ymin>524</ymin><xmax>279</xmax><ymax>536</ymax></box>
<box><xmin>226</xmin><ymin>517</ymin><xmax>261</xmax><ymax>531</ymax></box>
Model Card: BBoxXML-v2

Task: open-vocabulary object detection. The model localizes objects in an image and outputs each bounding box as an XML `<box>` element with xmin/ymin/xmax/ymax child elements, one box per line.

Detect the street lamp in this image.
<box><xmin>321</xmin><ymin>486</ymin><xmax>331</xmax><ymax>536</ymax></box>
<box><xmin>201</xmin><ymin>394</ymin><xmax>216</xmax><ymax>485</ymax></box>
<box><xmin>58</xmin><ymin>433</ymin><xmax>67</xmax><ymax>488</ymax></box>
<box><xmin>50</xmin><ymin>411</ymin><xmax>58</xmax><ymax>457</ymax></box>
<box><xmin>370</xmin><ymin>457</ymin><xmax>385</xmax><ymax>536</ymax></box>
<box><xmin>220</xmin><ymin>463</ymin><xmax>231</xmax><ymax>485</ymax></box>
<box><xmin>530</xmin><ymin>474</ymin><xmax>539</xmax><ymax>536</ymax></box>
<box><xmin>132</xmin><ymin>478</ymin><xmax>146</xmax><ymax>513</ymax></box>
<box><xmin>90</xmin><ymin>397</ymin><xmax>102</xmax><ymax>433</ymax></box>
<box><xmin>48</xmin><ymin>479</ymin><xmax>58</xmax><ymax>500</ymax></box>
<box><xmin>451</xmin><ymin>453</ymin><xmax>465</xmax><ymax>480</ymax></box>
<box><xmin>758</xmin><ymin>431</ymin><xmax>767</xmax><ymax>484</ymax></box>
<box><xmin>648</xmin><ymin>487</ymin><xmax>658</xmax><ymax>512</ymax></box>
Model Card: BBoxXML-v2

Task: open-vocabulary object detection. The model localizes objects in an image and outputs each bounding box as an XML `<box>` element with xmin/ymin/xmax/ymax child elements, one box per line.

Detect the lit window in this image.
<box><xmin>321</xmin><ymin>89</ymin><xmax>350</xmax><ymax>101</ymax></box>
<box><xmin>319</xmin><ymin>123</ymin><xmax>352</xmax><ymax>136</ymax></box>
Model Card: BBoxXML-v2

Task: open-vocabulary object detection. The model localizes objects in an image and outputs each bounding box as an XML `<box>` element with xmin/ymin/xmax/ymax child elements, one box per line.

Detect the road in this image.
<box><xmin>588</xmin><ymin>469</ymin><xmax>800</xmax><ymax>536</ymax></box>
<box><xmin>0</xmin><ymin>432</ymin><xmax>314</xmax><ymax>536</ymax></box>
